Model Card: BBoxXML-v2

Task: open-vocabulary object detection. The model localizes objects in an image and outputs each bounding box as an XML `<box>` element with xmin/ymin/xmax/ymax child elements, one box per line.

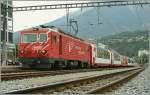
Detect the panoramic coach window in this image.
<box><xmin>40</xmin><ymin>34</ymin><xmax>47</xmax><ymax>42</ymax></box>
<box><xmin>114</xmin><ymin>53</ymin><xmax>120</xmax><ymax>61</ymax></box>
<box><xmin>52</xmin><ymin>35</ymin><xmax>57</xmax><ymax>45</ymax></box>
<box><xmin>97</xmin><ymin>48</ymin><xmax>109</xmax><ymax>59</ymax></box>
<box><xmin>22</xmin><ymin>34</ymin><xmax>37</xmax><ymax>43</ymax></box>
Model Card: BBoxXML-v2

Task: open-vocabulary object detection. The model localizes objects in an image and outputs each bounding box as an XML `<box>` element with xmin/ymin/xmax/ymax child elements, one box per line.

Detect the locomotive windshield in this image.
<box><xmin>39</xmin><ymin>33</ymin><xmax>47</xmax><ymax>42</ymax></box>
<box><xmin>22</xmin><ymin>34</ymin><xmax>37</xmax><ymax>43</ymax></box>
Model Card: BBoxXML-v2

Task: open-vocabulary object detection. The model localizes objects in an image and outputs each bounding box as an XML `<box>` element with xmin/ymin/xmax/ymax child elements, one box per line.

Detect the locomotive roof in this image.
<box><xmin>39</xmin><ymin>26</ymin><xmax>90</xmax><ymax>43</ymax></box>
<box><xmin>20</xmin><ymin>26</ymin><xmax>90</xmax><ymax>44</ymax></box>
<box><xmin>21</xmin><ymin>28</ymin><xmax>49</xmax><ymax>33</ymax></box>
<box><xmin>49</xmin><ymin>27</ymin><xmax>86</xmax><ymax>42</ymax></box>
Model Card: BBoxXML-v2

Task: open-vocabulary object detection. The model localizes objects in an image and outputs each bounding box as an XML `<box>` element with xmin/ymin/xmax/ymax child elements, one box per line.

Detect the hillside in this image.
<box><xmin>13</xmin><ymin>5</ymin><xmax>149</xmax><ymax>43</ymax></box>
<box><xmin>45</xmin><ymin>5</ymin><xmax>149</xmax><ymax>39</ymax></box>
<box><xmin>97</xmin><ymin>30</ymin><xmax>149</xmax><ymax>57</ymax></box>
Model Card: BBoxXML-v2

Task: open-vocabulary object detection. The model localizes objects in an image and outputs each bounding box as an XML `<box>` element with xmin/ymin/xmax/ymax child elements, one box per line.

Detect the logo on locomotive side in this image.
<box><xmin>68</xmin><ymin>41</ymin><xmax>85</xmax><ymax>55</ymax></box>
<box><xmin>33</xmin><ymin>46</ymin><xmax>43</xmax><ymax>50</ymax></box>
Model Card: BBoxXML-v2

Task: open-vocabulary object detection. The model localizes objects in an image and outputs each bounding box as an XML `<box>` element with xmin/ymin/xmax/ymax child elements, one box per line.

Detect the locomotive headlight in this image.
<box><xmin>41</xmin><ymin>50</ymin><xmax>46</xmax><ymax>53</ymax></box>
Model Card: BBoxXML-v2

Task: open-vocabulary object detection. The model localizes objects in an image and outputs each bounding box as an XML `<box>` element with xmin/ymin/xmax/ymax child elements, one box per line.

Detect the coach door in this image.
<box><xmin>59</xmin><ymin>35</ymin><xmax>62</xmax><ymax>55</ymax></box>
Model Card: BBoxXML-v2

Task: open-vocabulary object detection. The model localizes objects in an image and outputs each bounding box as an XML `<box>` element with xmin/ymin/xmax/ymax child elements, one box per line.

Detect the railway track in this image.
<box><xmin>2</xmin><ymin>68</ymin><xmax>123</xmax><ymax>81</ymax></box>
<box><xmin>4</xmin><ymin>67</ymin><xmax>143</xmax><ymax>94</ymax></box>
<box><xmin>85</xmin><ymin>68</ymin><xmax>144</xmax><ymax>94</ymax></box>
<box><xmin>2</xmin><ymin>67</ymin><xmax>39</xmax><ymax>73</ymax></box>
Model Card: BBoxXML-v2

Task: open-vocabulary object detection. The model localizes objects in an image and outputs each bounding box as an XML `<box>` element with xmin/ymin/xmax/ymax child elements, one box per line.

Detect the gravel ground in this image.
<box><xmin>110</xmin><ymin>65</ymin><xmax>150</xmax><ymax>95</ymax></box>
<box><xmin>58</xmin><ymin>70</ymin><xmax>134</xmax><ymax>94</ymax></box>
<box><xmin>0</xmin><ymin>67</ymin><xmax>137</xmax><ymax>93</ymax></box>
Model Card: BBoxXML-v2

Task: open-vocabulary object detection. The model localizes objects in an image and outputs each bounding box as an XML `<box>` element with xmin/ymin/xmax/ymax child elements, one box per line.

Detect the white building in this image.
<box><xmin>138</xmin><ymin>50</ymin><xmax>149</xmax><ymax>57</ymax></box>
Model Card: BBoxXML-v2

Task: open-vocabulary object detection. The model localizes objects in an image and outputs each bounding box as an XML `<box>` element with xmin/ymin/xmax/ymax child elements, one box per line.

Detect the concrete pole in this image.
<box><xmin>0</xmin><ymin>1</ymin><xmax>1</xmax><ymax>66</ymax></box>
<box><xmin>148</xmin><ymin>3</ymin><xmax>150</xmax><ymax>68</ymax></box>
<box><xmin>1</xmin><ymin>4</ymin><xmax>8</xmax><ymax>66</ymax></box>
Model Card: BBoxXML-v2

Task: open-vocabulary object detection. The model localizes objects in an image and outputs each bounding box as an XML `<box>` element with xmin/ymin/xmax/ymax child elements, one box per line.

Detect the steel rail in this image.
<box><xmin>1</xmin><ymin>68</ymin><xmax>119</xmax><ymax>81</ymax></box>
<box><xmin>5</xmin><ymin>67</ymin><xmax>142</xmax><ymax>94</ymax></box>
<box><xmin>85</xmin><ymin>68</ymin><xmax>144</xmax><ymax>94</ymax></box>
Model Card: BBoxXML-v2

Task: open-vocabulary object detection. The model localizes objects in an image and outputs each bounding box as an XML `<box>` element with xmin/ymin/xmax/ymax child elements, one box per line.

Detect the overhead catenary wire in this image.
<box><xmin>135</xmin><ymin>0</ymin><xmax>149</xmax><ymax>29</ymax></box>
<box><xmin>66</xmin><ymin>7</ymin><xmax>70</xmax><ymax>32</ymax></box>
<box><xmin>137</xmin><ymin>3</ymin><xmax>150</xmax><ymax>29</ymax></box>
<box><xmin>96</xmin><ymin>6</ymin><xmax>102</xmax><ymax>25</ymax></box>
<box><xmin>13</xmin><ymin>1</ymin><xmax>150</xmax><ymax>12</ymax></box>
<box><xmin>98</xmin><ymin>8</ymin><xmax>120</xmax><ymax>34</ymax></box>
<box><xmin>135</xmin><ymin>6</ymin><xmax>144</xmax><ymax>27</ymax></box>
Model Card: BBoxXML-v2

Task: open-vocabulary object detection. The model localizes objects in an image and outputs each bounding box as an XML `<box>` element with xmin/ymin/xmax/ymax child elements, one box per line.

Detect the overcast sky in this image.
<box><xmin>13</xmin><ymin>1</ymin><xmax>150</xmax><ymax>32</ymax></box>
<box><xmin>13</xmin><ymin>1</ymin><xmax>90</xmax><ymax>31</ymax></box>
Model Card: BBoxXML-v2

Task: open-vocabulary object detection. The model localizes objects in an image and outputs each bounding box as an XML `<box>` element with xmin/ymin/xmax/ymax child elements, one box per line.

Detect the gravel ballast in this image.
<box><xmin>1</xmin><ymin>68</ymin><xmax>137</xmax><ymax>93</ymax></box>
<box><xmin>110</xmin><ymin>65</ymin><xmax>150</xmax><ymax>95</ymax></box>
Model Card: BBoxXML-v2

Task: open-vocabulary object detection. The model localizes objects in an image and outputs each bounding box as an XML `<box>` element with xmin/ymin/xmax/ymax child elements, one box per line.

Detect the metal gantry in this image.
<box><xmin>12</xmin><ymin>0</ymin><xmax>150</xmax><ymax>36</ymax></box>
<box><xmin>13</xmin><ymin>0</ymin><xmax>150</xmax><ymax>12</ymax></box>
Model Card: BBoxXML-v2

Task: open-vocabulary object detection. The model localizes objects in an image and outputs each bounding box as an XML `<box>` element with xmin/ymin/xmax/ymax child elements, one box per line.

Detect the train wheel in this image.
<box><xmin>86</xmin><ymin>62</ymin><xmax>90</xmax><ymax>68</ymax></box>
<box><xmin>21</xmin><ymin>63</ymin><xmax>30</xmax><ymax>69</ymax></box>
<box><xmin>77</xmin><ymin>61</ymin><xmax>82</xmax><ymax>68</ymax></box>
<box><xmin>51</xmin><ymin>63</ymin><xmax>55</xmax><ymax>70</ymax></box>
<box><xmin>33</xmin><ymin>63</ymin><xmax>52</xmax><ymax>69</ymax></box>
<box><xmin>47</xmin><ymin>63</ymin><xmax>52</xmax><ymax>69</ymax></box>
<box><xmin>82</xmin><ymin>62</ymin><xmax>89</xmax><ymax>68</ymax></box>
<box><xmin>53</xmin><ymin>61</ymin><xmax>65</xmax><ymax>69</ymax></box>
<box><xmin>66</xmin><ymin>61</ymin><xmax>72</xmax><ymax>69</ymax></box>
<box><xmin>61</xmin><ymin>61</ymin><xmax>67</xmax><ymax>69</ymax></box>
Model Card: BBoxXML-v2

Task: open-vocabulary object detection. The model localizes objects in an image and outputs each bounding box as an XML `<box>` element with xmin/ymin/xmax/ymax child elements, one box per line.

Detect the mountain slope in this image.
<box><xmin>13</xmin><ymin>5</ymin><xmax>149</xmax><ymax>43</ymax></box>
<box><xmin>97</xmin><ymin>30</ymin><xmax>149</xmax><ymax>57</ymax></box>
<box><xmin>45</xmin><ymin>5</ymin><xmax>149</xmax><ymax>39</ymax></box>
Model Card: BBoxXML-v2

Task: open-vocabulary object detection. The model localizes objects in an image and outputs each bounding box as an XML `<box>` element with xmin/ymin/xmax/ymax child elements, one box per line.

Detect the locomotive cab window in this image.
<box><xmin>22</xmin><ymin>34</ymin><xmax>37</xmax><ymax>43</ymax></box>
<box><xmin>39</xmin><ymin>34</ymin><xmax>47</xmax><ymax>42</ymax></box>
<box><xmin>52</xmin><ymin>35</ymin><xmax>57</xmax><ymax>45</ymax></box>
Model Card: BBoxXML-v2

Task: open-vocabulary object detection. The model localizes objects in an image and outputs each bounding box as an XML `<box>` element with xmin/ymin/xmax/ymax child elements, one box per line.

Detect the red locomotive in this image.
<box><xmin>18</xmin><ymin>27</ymin><xmax>134</xmax><ymax>69</ymax></box>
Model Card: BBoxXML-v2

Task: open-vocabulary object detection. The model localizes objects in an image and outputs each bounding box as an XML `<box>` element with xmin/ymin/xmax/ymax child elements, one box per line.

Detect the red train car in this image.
<box><xmin>18</xmin><ymin>27</ymin><xmax>91</xmax><ymax>68</ymax></box>
<box><xmin>18</xmin><ymin>27</ymin><xmax>134</xmax><ymax>69</ymax></box>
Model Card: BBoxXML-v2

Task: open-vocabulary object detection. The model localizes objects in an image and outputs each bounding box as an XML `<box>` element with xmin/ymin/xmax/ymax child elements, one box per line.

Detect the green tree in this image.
<box><xmin>134</xmin><ymin>54</ymin><xmax>149</xmax><ymax>64</ymax></box>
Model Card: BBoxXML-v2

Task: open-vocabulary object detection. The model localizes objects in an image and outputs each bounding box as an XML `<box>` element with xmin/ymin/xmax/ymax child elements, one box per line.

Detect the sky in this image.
<box><xmin>13</xmin><ymin>1</ymin><xmax>150</xmax><ymax>32</ymax></box>
<box><xmin>13</xmin><ymin>1</ymin><xmax>90</xmax><ymax>31</ymax></box>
